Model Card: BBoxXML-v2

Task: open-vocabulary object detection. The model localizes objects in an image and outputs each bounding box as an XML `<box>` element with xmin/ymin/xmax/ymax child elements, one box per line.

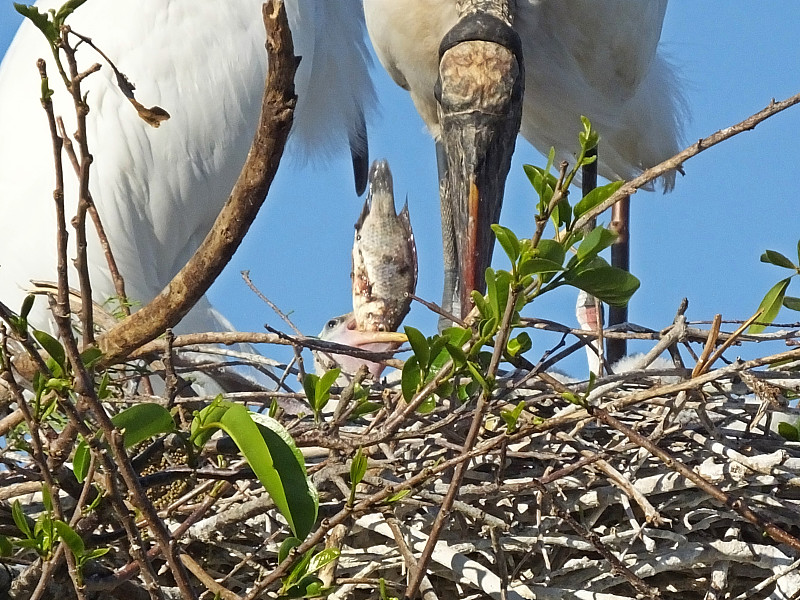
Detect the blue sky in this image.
<box><xmin>2</xmin><ymin>3</ymin><xmax>800</xmax><ymax>376</ymax></box>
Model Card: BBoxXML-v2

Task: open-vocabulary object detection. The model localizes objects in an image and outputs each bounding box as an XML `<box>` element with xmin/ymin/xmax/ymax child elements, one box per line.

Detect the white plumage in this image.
<box><xmin>0</xmin><ymin>0</ymin><xmax>373</xmax><ymax>334</ymax></box>
<box><xmin>364</xmin><ymin>0</ymin><xmax>684</xmax><ymax>188</ymax></box>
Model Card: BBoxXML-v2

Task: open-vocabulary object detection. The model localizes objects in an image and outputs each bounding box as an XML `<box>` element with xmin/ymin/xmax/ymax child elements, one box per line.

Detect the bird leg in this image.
<box><xmin>436</xmin><ymin>5</ymin><xmax>524</xmax><ymax>320</ymax></box>
<box><xmin>608</xmin><ymin>195</ymin><xmax>631</xmax><ymax>363</ymax></box>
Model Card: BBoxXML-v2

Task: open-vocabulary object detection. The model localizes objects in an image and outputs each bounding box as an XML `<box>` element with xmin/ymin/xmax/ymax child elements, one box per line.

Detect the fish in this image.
<box><xmin>351</xmin><ymin>159</ymin><xmax>417</xmax><ymax>333</ymax></box>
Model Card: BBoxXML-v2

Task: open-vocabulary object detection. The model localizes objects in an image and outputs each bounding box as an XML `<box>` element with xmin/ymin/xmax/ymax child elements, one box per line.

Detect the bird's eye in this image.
<box><xmin>326</xmin><ymin>318</ymin><xmax>340</xmax><ymax>330</ymax></box>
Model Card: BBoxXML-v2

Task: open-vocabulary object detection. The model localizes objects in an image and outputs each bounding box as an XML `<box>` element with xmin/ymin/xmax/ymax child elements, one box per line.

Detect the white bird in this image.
<box><xmin>363</xmin><ymin>0</ymin><xmax>684</xmax><ymax>316</ymax></box>
<box><xmin>0</xmin><ymin>0</ymin><xmax>374</xmax><ymax>337</ymax></box>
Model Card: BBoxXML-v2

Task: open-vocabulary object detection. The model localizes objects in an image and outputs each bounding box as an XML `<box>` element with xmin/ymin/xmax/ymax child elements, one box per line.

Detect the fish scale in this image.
<box><xmin>352</xmin><ymin>160</ymin><xmax>417</xmax><ymax>332</ymax></box>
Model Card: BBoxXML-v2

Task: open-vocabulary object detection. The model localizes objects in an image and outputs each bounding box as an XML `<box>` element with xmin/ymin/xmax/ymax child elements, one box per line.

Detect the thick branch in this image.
<box><xmin>97</xmin><ymin>1</ymin><xmax>298</xmax><ymax>365</ymax></box>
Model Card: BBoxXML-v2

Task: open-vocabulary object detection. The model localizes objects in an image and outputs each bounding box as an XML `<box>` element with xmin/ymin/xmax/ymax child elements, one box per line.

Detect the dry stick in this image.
<box><xmin>97</xmin><ymin>0</ymin><xmax>298</xmax><ymax>365</ymax></box>
<box><xmin>41</xmin><ymin>61</ymin><xmax>184</xmax><ymax>596</ymax></box>
<box><xmin>56</xmin><ymin>116</ymin><xmax>130</xmax><ymax>317</ymax></box>
<box><xmin>242</xmin><ymin>270</ymin><xmax>302</xmax><ymax>335</ymax></box>
<box><xmin>528</xmin><ymin>475</ymin><xmax>661</xmax><ymax>600</ymax></box>
<box><xmin>39</xmin><ymin>59</ymin><xmax>172</xmax><ymax>597</ymax></box>
<box><xmin>61</xmin><ymin>33</ymin><xmax>99</xmax><ymax>348</ymax></box>
<box><xmin>692</xmin><ymin>313</ymin><xmax>721</xmax><ymax>378</ymax></box>
<box><xmin>574</xmin><ymin>91</ymin><xmax>800</xmax><ymax>231</ymax></box>
<box><xmin>589</xmin><ymin>405</ymin><xmax>800</xmax><ymax>553</ymax></box>
<box><xmin>0</xmin><ymin>333</ymin><xmax>78</xmax><ymax>600</ymax></box>
<box><xmin>406</xmin><ymin>285</ymin><xmax>519</xmax><ymax>598</ymax></box>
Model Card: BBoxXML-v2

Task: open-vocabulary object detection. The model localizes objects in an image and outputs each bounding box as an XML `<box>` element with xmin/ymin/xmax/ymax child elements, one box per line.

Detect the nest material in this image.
<box><xmin>2</xmin><ymin>319</ymin><xmax>800</xmax><ymax>600</ymax></box>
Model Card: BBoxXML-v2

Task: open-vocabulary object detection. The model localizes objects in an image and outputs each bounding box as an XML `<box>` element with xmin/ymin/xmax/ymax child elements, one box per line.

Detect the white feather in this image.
<box><xmin>364</xmin><ymin>0</ymin><xmax>684</xmax><ymax>188</ymax></box>
<box><xmin>0</xmin><ymin>0</ymin><xmax>374</xmax><ymax>335</ymax></box>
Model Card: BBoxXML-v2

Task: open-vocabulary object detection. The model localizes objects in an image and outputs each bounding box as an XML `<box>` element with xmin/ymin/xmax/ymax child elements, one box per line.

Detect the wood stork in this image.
<box><xmin>363</xmin><ymin>0</ymin><xmax>684</xmax><ymax>320</ymax></box>
<box><xmin>0</xmin><ymin>0</ymin><xmax>374</xmax><ymax>337</ymax></box>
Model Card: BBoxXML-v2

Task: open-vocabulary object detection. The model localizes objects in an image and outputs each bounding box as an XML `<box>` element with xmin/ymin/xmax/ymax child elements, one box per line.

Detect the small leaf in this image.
<box><xmin>80</xmin><ymin>347</ymin><xmax>103</xmax><ymax>369</ymax></box>
<box><xmin>279</xmin><ymin>537</ymin><xmax>302</xmax><ymax>564</ymax></box>
<box><xmin>350</xmin><ymin>448</ymin><xmax>367</xmax><ymax>487</ymax></box>
<box><xmin>507</xmin><ymin>332</ymin><xmax>532</xmax><ymax>357</ymax></box>
<box><xmin>783</xmin><ymin>296</ymin><xmax>800</xmax><ymax>312</ymax></box>
<box><xmin>760</xmin><ymin>249</ymin><xmax>796</xmax><ymax>269</ymax></box>
<box><xmin>749</xmin><ymin>278</ymin><xmax>791</xmax><ymax>334</ymax></box>
<box><xmin>576</xmin><ymin>226</ymin><xmax>617</xmax><ymax>262</ymax></box>
<box><xmin>113</xmin><ymin>403</ymin><xmax>174</xmax><ymax>448</ymax></box>
<box><xmin>777</xmin><ymin>421</ymin><xmax>800</xmax><ymax>442</ymax></box>
<box><xmin>565</xmin><ymin>258</ymin><xmax>640</xmax><ymax>307</ymax></box>
<box><xmin>73</xmin><ymin>442</ymin><xmax>90</xmax><ymax>482</ymax></box>
<box><xmin>0</xmin><ymin>535</ymin><xmax>12</xmax><ymax>557</ymax></box>
<box><xmin>404</xmin><ymin>326</ymin><xmax>430</xmax><ymax>371</ymax></box>
<box><xmin>33</xmin><ymin>330</ymin><xmax>66</xmax><ymax>372</ymax></box>
<box><xmin>12</xmin><ymin>500</ymin><xmax>33</xmax><ymax>539</ymax></box>
<box><xmin>574</xmin><ymin>181</ymin><xmax>625</xmax><ymax>219</ymax></box>
<box><xmin>492</xmin><ymin>224</ymin><xmax>520</xmax><ymax>263</ymax></box>
<box><xmin>401</xmin><ymin>356</ymin><xmax>422</xmax><ymax>402</ymax></box>
<box><xmin>302</xmin><ymin>374</ymin><xmax>319</xmax><ymax>408</ymax></box>
<box><xmin>308</xmin><ymin>548</ymin><xmax>340</xmax><ymax>574</ymax></box>
<box><xmin>54</xmin><ymin>520</ymin><xmax>85</xmax><ymax>557</ymax></box>
<box><xmin>314</xmin><ymin>368</ymin><xmax>340</xmax><ymax>412</ymax></box>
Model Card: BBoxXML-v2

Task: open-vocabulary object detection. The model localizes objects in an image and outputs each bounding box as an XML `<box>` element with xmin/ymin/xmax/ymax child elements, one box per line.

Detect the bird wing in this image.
<box><xmin>0</xmin><ymin>0</ymin><xmax>374</xmax><ymax>334</ymax></box>
<box><xmin>534</xmin><ymin>0</ymin><xmax>668</xmax><ymax>103</ymax></box>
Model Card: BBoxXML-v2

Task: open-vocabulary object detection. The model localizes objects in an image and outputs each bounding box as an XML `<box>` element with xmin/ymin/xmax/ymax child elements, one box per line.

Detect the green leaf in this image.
<box><xmin>471</xmin><ymin>290</ymin><xmax>490</xmax><ymax>319</ymax></box>
<box><xmin>778</xmin><ymin>421</ymin><xmax>800</xmax><ymax>441</ymax></box>
<box><xmin>20</xmin><ymin>294</ymin><xmax>35</xmax><ymax>320</ymax></box>
<box><xmin>192</xmin><ymin>403</ymin><xmax>318</xmax><ymax>538</ymax></box>
<box><xmin>576</xmin><ymin>226</ymin><xmax>617</xmax><ymax>262</ymax></box>
<box><xmin>466</xmin><ymin>361</ymin><xmax>490</xmax><ymax>394</ymax></box>
<box><xmin>401</xmin><ymin>356</ymin><xmax>421</xmax><ymax>402</ymax></box>
<box><xmin>492</xmin><ymin>224</ymin><xmax>520</xmax><ymax>263</ymax></box>
<box><xmin>33</xmin><ymin>329</ymin><xmax>66</xmax><ymax>372</ymax></box>
<box><xmin>518</xmin><ymin>258</ymin><xmax>563</xmax><ymax>278</ymax></box>
<box><xmin>80</xmin><ymin>347</ymin><xmax>103</xmax><ymax>369</ymax></box>
<box><xmin>0</xmin><ymin>535</ymin><xmax>12</xmax><ymax>557</ymax></box>
<box><xmin>54</xmin><ymin>520</ymin><xmax>84</xmax><ymax>557</ymax></box>
<box><xmin>350</xmin><ymin>448</ymin><xmax>367</xmax><ymax>487</ymax></box>
<box><xmin>112</xmin><ymin>403</ymin><xmax>174</xmax><ymax>448</ymax></box>
<box><xmin>574</xmin><ymin>181</ymin><xmax>624</xmax><ymax>219</ymax></box>
<box><xmin>761</xmin><ymin>249</ymin><xmax>796</xmax><ymax>269</ymax></box>
<box><xmin>404</xmin><ymin>326</ymin><xmax>430</xmax><ymax>371</ymax></box>
<box><xmin>73</xmin><ymin>442</ymin><xmax>90</xmax><ymax>482</ymax></box>
<box><xmin>749</xmin><ymin>277</ymin><xmax>791</xmax><ymax>334</ymax></box>
<box><xmin>537</xmin><ymin>239</ymin><xmax>566</xmax><ymax>266</ymax></box>
<box><xmin>190</xmin><ymin>396</ymin><xmax>230</xmax><ymax>447</ymax></box>
<box><xmin>308</xmin><ymin>548</ymin><xmax>340</xmax><ymax>573</ymax></box>
<box><xmin>279</xmin><ymin>537</ymin><xmax>302</xmax><ymax>564</ymax></box>
<box><xmin>53</xmin><ymin>0</ymin><xmax>88</xmax><ymax>26</ymax></box>
<box><xmin>783</xmin><ymin>296</ymin><xmax>800</xmax><ymax>312</ymax></box>
<box><xmin>313</xmin><ymin>368</ymin><xmax>340</xmax><ymax>412</ymax></box>
<box><xmin>12</xmin><ymin>500</ymin><xmax>33</xmax><ymax>539</ymax></box>
<box><xmin>302</xmin><ymin>374</ymin><xmax>319</xmax><ymax>409</ymax></box>
<box><xmin>248</xmin><ymin>412</ymin><xmax>319</xmax><ymax>539</ymax></box>
<box><xmin>579</xmin><ymin>116</ymin><xmax>599</xmax><ymax>151</ymax></box>
<box><xmin>507</xmin><ymin>332</ymin><xmax>532</xmax><ymax>357</ymax></box>
<box><xmin>14</xmin><ymin>4</ymin><xmax>58</xmax><ymax>42</ymax></box>
<box><xmin>565</xmin><ymin>258</ymin><xmax>640</xmax><ymax>307</ymax></box>
<box><xmin>82</xmin><ymin>547</ymin><xmax>110</xmax><ymax>561</ymax></box>
<box><xmin>417</xmin><ymin>397</ymin><xmax>436</xmax><ymax>413</ymax></box>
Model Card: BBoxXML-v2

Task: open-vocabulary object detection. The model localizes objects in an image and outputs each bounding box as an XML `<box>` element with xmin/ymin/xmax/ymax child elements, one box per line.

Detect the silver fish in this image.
<box><xmin>352</xmin><ymin>159</ymin><xmax>417</xmax><ymax>333</ymax></box>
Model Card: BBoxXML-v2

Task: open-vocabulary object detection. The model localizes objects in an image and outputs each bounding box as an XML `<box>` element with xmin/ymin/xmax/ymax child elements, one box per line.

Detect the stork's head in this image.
<box><xmin>313</xmin><ymin>313</ymin><xmax>403</xmax><ymax>379</ymax></box>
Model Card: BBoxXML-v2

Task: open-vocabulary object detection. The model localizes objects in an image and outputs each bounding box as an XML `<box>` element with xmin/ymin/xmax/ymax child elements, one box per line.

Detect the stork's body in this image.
<box><xmin>364</xmin><ymin>0</ymin><xmax>684</xmax><ymax>316</ymax></box>
<box><xmin>0</xmin><ymin>0</ymin><xmax>373</xmax><ymax>334</ymax></box>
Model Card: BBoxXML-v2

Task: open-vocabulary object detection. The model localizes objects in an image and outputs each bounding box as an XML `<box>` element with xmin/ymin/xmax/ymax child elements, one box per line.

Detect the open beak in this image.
<box><xmin>315</xmin><ymin>313</ymin><xmax>406</xmax><ymax>379</ymax></box>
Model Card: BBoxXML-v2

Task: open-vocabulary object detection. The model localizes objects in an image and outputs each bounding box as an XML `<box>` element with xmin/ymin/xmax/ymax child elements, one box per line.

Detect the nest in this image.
<box><xmin>2</xmin><ymin>313</ymin><xmax>800</xmax><ymax>600</ymax></box>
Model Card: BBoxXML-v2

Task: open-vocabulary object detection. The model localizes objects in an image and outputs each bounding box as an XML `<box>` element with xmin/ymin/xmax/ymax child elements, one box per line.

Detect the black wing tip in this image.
<box><xmin>350</xmin><ymin>115</ymin><xmax>369</xmax><ymax>196</ymax></box>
